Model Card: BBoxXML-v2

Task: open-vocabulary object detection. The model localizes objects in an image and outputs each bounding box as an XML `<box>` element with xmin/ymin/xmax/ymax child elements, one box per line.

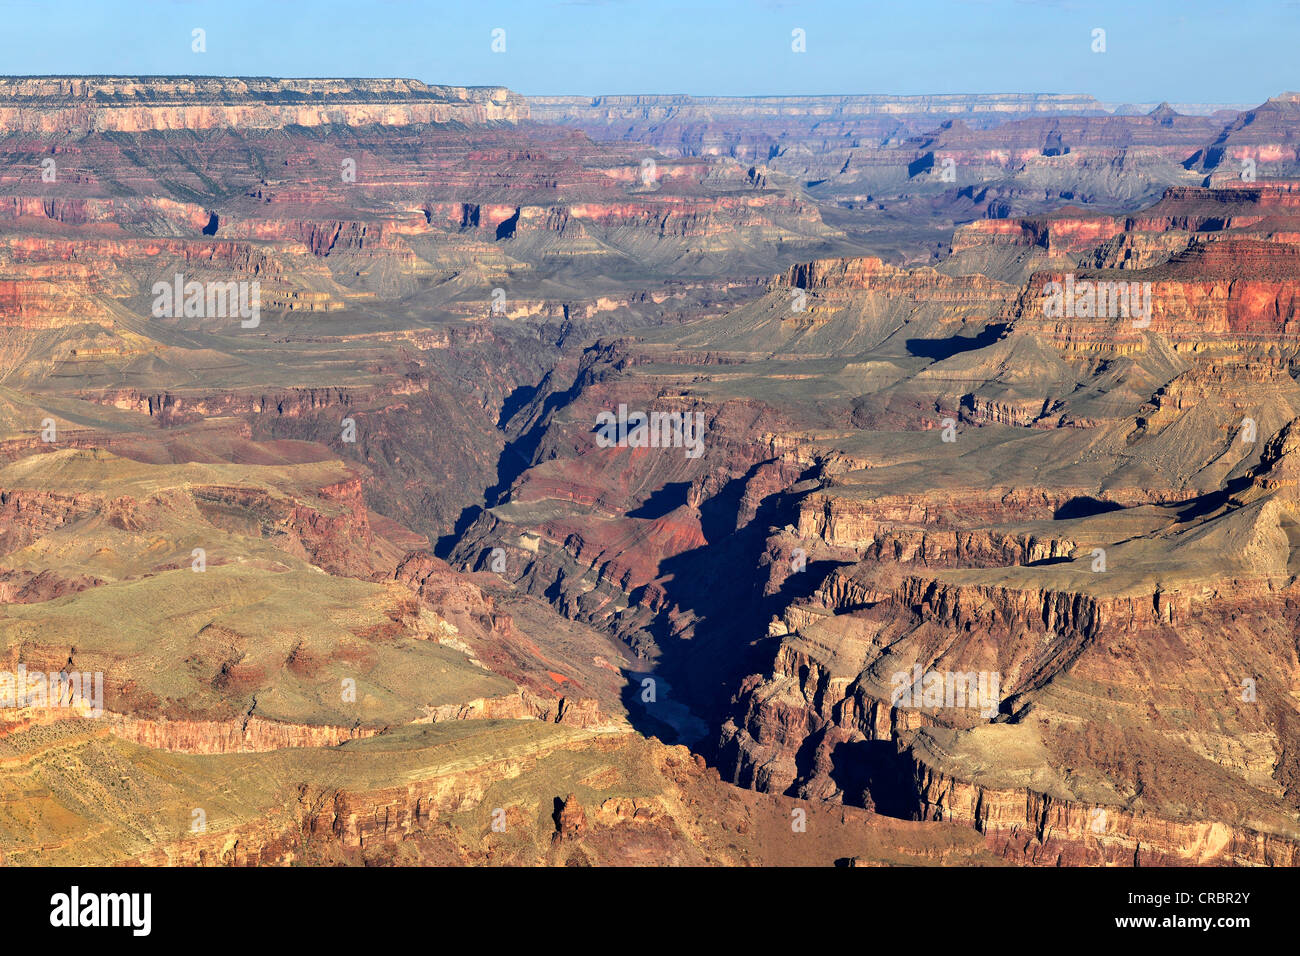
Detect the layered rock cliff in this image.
<box><xmin>0</xmin><ymin>76</ymin><xmax>527</xmax><ymax>132</ymax></box>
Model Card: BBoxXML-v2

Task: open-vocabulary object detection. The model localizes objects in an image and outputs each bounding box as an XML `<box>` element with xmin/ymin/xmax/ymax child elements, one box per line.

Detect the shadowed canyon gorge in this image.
<box><xmin>4</xmin><ymin>73</ymin><xmax>1300</xmax><ymax>870</ymax></box>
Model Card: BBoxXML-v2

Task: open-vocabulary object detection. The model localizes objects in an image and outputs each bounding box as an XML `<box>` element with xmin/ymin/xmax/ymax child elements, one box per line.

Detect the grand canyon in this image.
<box><xmin>3</xmin><ymin>62</ymin><xmax>1300</xmax><ymax>876</ymax></box>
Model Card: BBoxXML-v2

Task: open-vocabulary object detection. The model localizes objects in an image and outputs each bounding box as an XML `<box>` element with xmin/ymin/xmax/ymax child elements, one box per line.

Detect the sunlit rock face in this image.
<box><xmin>0</xmin><ymin>76</ymin><xmax>528</xmax><ymax>132</ymax></box>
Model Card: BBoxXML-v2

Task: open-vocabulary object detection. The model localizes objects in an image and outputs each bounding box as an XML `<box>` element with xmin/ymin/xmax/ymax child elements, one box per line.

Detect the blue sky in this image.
<box><xmin>0</xmin><ymin>0</ymin><xmax>1295</xmax><ymax>103</ymax></box>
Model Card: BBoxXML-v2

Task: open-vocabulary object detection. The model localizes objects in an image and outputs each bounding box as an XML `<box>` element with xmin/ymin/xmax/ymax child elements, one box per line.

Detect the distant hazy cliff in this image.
<box><xmin>0</xmin><ymin>76</ymin><xmax>528</xmax><ymax>132</ymax></box>
<box><xmin>528</xmin><ymin>93</ymin><xmax>1118</xmax><ymax>122</ymax></box>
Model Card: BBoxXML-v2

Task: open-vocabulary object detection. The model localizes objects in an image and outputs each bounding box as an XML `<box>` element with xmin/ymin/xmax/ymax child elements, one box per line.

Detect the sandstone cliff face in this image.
<box><xmin>952</xmin><ymin>213</ymin><xmax>1126</xmax><ymax>257</ymax></box>
<box><xmin>106</xmin><ymin>714</ymin><xmax>380</xmax><ymax>754</ymax></box>
<box><xmin>97</xmin><ymin>689</ymin><xmax>604</xmax><ymax>755</ymax></box>
<box><xmin>954</xmin><ymin>183</ymin><xmax>1300</xmax><ymax>260</ymax></box>
<box><xmin>783</xmin><ymin>256</ymin><xmax>1006</xmax><ymax>302</ymax></box>
<box><xmin>94</xmin><ymin>379</ymin><xmax>427</xmax><ymax>427</ymax></box>
<box><xmin>1013</xmin><ymin>241</ymin><xmax>1300</xmax><ymax>350</ymax></box>
<box><xmin>0</xmin><ymin>77</ymin><xmax>527</xmax><ymax>132</ymax></box>
<box><xmin>911</xmin><ymin>758</ymin><xmax>1300</xmax><ymax>866</ymax></box>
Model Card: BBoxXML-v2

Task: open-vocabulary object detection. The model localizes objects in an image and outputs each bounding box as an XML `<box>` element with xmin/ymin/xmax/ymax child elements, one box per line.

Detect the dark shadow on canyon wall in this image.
<box><xmin>627</xmin><ymin>482</ymin><xmax>691</xmax><ymax>520</ymax></box>
<box><xmin>618</xmin><ymin>461</ymin><xmax>800</xmax><ymax>746</ymax></box>
<box><xmin>829</xmin><ymin>740</ymin><xmax>921</xmax><ymax>819</ymax></box>
<box><xmin>905</xmin><ymin>322</ymin><xmax>1006</xmax><ymax>361</ymax></box>
<box><xmin>1053</xmin><ymin>496</ymin><xmax>1124</xmax><ymax>520</ymax></box>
